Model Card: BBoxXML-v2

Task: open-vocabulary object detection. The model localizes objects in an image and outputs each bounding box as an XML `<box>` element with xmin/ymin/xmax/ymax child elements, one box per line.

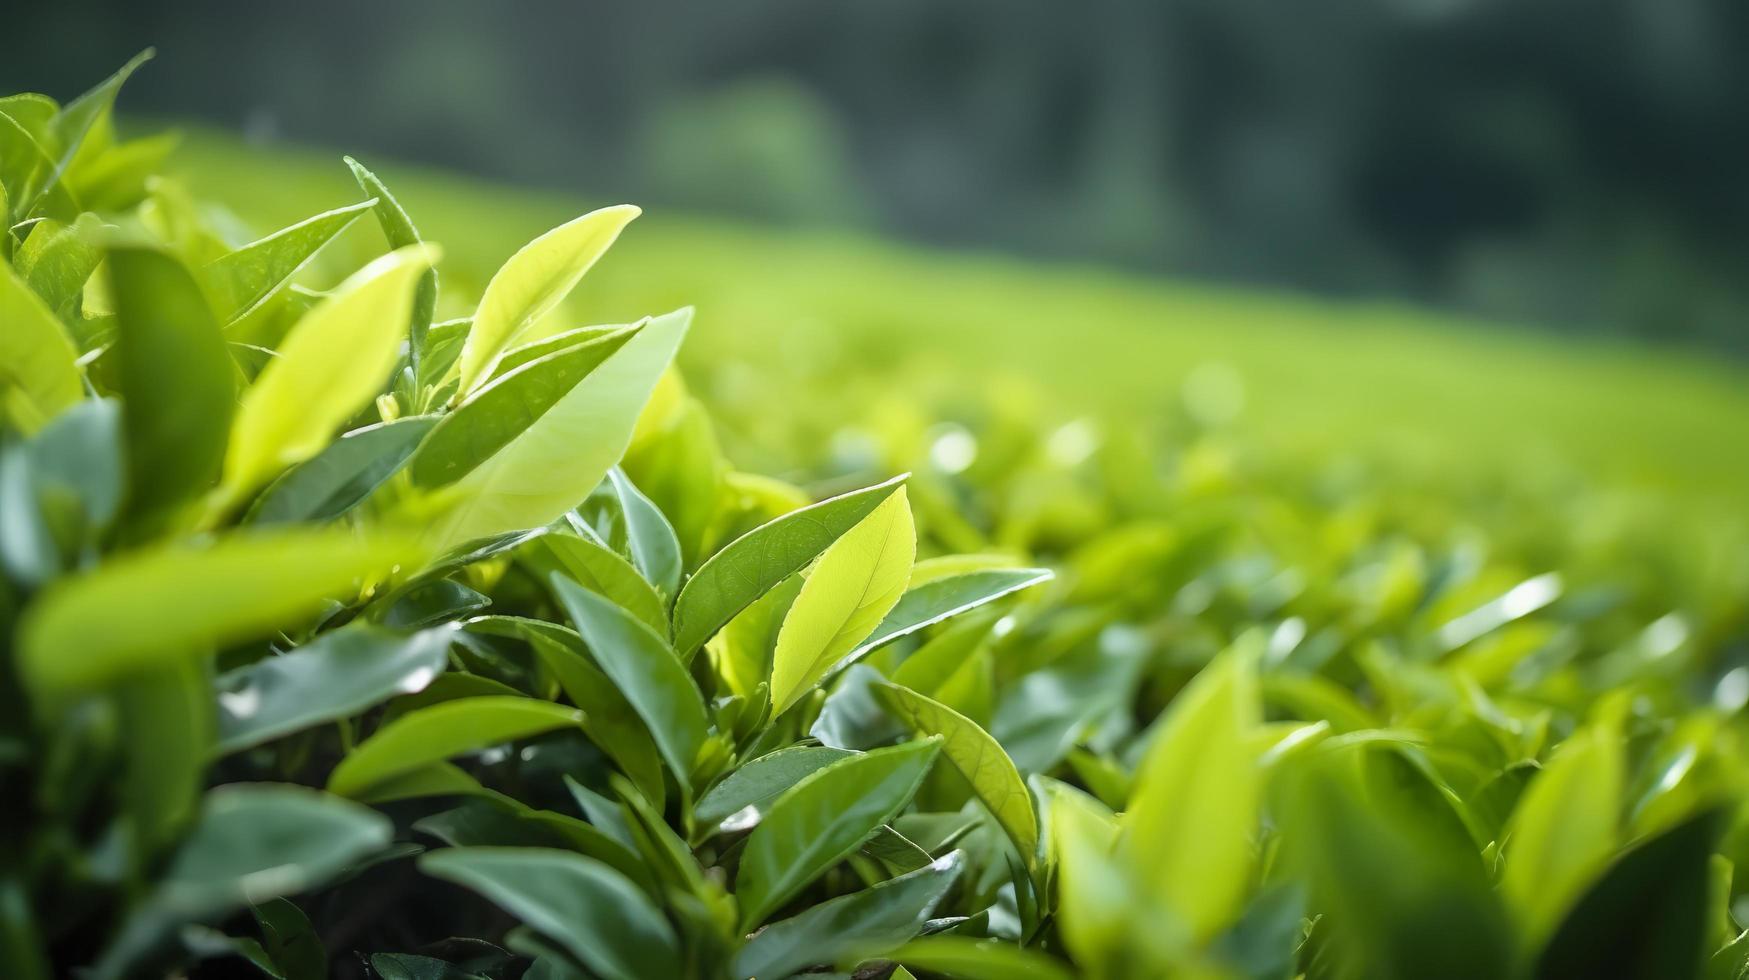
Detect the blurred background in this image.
<box><xmin>9</xmin><ymin>0</ymin><xmax>1749</xmax><ymax>352</ymax></box>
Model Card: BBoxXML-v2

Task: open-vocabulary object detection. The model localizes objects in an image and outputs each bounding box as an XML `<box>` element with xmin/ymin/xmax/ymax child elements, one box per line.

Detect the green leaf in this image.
<box><xmin>1535</xmin><ymin>808</ymin><xmax>1724</xmax><ymax>979</ymax></box>
<box><xmin>353</xmin><ymin>762</ymin><xmax>486</xmax><ymax>806</ymax></box>
<box><xmin>673</xmin><ymin>473</ymin><xmax>906</xmax><ymax>659</ymax></box>
<box><xmin>488</xmin><ymin>323</ymin><xmax>630</xmax><ymax>380</ymax></box>
<box><xmin>466</xmin><ymin>616</ymin><xmax>668</xmax><ymax>810</ymax></box>
<box><xmin>852</xmin><ymin>567</ymin><xmax>1051</xmax><ymax>661</ymax></box>
<box><xmin>379</xmin><ymin>578</ymin><xmax>488</xmax><ymax>629</ymax></box>
<box><xmin>199</xmin><ymin>199</ymin><xmax>376</xmax><ymax>322</ymax></box>
<box><xmin>889</xmin><ymin>937</ymin><xmax>1076</xmax><ymax>980</ymax></box>
<box><xmin>889</xmin><ymin>612</ymin><xmax>997</xmax><ymax>697</ymax></box>
<box><xmin>606</xmin><ymin>468</ymin><xmax>682</xmax><ymax>599</ymax></box>
<box><xmin>15</xmin><ymin>212</ymin><xmax>102</xmax><ymax>318</ymax></box>
<box><xmin>876</xmin><ymin>683</ymin><xmax>1038</xmax><ymax>865</ymax></box>
<box><xmin>1500</xmin><ymin>711</ymin><xmax>1625</xmax><ymax>946</ymax></box>
<box><xmin>694</xmin><ymin>745</ymin><xmax>854</xmax><ymax>829</ymax></box>
<box><xmin>409</xmin><ymin>324</ymin><xmax>637</xmax><ymax>489</ymax></box>
<box><xmin>107</xmin><ymin>246</ymin><xmax>234</xmax><ymax>528</ymax></box>
<box><xmin>165</xmin><ymin>784</ymin><xmax>390</xmax><ymax>914</ymax></box>
<box><xmin>214</xmin><ymin>624</ymin><xmax>453</xmax><ymax>753</ymax></box>
<box><xmin>770</xmin><ymin>486</ymin><xmax>915</xmax><ymax>714</ymax></box>
<box><xmin>37</xmin><ymin>50</ymin><xmax>153</xmax><ymax>216</ymax></box>
<box><xmin>0</xmin><ymin>259</ymin><xmax>81</xmax><ymax>433</ymax></box>
<box><xmin>96</xmin><ymin>782</ymin><xmax>391</xmax><ymax>978</ymax></box>
<box><xmin>18</xmin><ymin>528</ymin><xmax>423</xmax><ymax>699</ymax></box>
<box><xmin>414</xmin><ymin>797</ymin><xmax>646</xmax><ymax>885</ymax></box>
<box><xmin>549</xmin><ymin>576</ymin><xmax>706</xmax><ymax>792</ymax></box>
<box><xmin>1044</xmin><ymin>779</ymin><xmax>1145</xmax><ymax>974</ymax></box>
<box><xmin>251</xmin><ymin>899</ymin><xmax>326</xmax><ymax>980</ymax></box>
<box><xmin>221</xmin><ymin>244</ymin><xmax>438</xmax><ymax>504</ymax></box>
<box><xmin>247</xmin><ymin>416</ymin><xmax>437</xmax><ymax>525</ymax></box>
<box><xmin>520</xmin><ymin>532</ymin><xmax>666</xmax><ymax>635</ymax></box>
<box><xmin>1280</xmin><ymin>748</ymin><xmax>1513</xmax><ymax>980</ymax></box>
<box><xmin>424</xmin><ymin>307</ymin><xmax>687</xmax><ymax>549</ymax></box>
<box><xmin>327</xmin><ymin>696</ymin><xmax>582</xmax><ymax>798</ymax></box>
<box><xmin>117</xmin><ymin>658</ymin><xmax>213</xmax><ymax>855</ymax></box>
<box><xmin>344</xmin><ymin>156</ymin><xmax>438</xmax><ymax>374</ymax></box>
<box><xmin>455</xmin><ymin>204</ymin><xmax>640</xmax><ymax>394</ymax></box>
<box><xmin>732</xmin><ymin>852</ymin><xmax>966</xmax><ymax>980</ymax></box>
<box><xmin>709</xmin><ymin>571</ymin><xmax>802</xmax><ymax>700</ymax></box>
<box><xmin>369</xmin><ymin>954</ymin><xmax>488</xmax><ymax>980</ymax></box>
<box><xmin>1122</xmin><ymin>637</ymin><xmax>1263</xmax><ymax>941</ymax></box>
<box><xmin>419</xmin><ymin>847</ymin><xmax>680</xmax><ymax>980</ymax></box>
<box><xmin>736</xmin><ymin>737</ymin><xmax>941</xmax><ymax>930</ymax></box>
<box><xmin>418</xmin><ymin>317</ymin><xmax>470</xmax><ymax>392</ymax></box>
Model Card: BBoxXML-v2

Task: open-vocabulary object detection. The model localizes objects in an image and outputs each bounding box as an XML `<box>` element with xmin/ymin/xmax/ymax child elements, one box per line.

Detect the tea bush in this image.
<box><xmin>4</xmin><ymin>55</ymin><xmax>1749</xmax><ymax>980</ymax></box>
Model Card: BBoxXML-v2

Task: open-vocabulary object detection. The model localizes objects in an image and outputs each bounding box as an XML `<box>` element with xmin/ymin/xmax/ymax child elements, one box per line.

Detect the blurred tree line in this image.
<box><xmin>9</xmin><ymin>0</ymin><xmax>1747</xmax><ymax>349</ymax></box>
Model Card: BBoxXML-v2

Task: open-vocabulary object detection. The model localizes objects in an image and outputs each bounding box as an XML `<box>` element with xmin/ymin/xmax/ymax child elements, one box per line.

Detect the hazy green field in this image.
<box><xmin>167</xmin><ymin>129</ymin><xmax>1749</xmax><ymax>506</ymax></box>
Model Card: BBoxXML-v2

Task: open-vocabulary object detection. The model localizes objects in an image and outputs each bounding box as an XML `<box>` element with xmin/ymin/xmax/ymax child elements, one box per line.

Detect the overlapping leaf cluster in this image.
<box><xmin>4</xmin><ymin>57</ymin><xmax>1749</xmax><ymax>980</ymax></box>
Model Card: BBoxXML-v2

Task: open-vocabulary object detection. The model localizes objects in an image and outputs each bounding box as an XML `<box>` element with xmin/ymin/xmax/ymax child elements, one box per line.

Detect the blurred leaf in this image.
<box><xmin>18</xmin><ymin>529</ymin><xmax>422</xmax><ymax>698</ymax></box>
<box><xmin>455</xmin><ymin>204</ymin><xmax>640</xmax><ymax>393</ymax></box>
<box><xmin>671</xmin><ymin>473</ymin><xmax>906</xmax><ymax>658</ymax></box>
<box><xmin>107</xmin><ymin>246</ymin><xmax>233</xmax><ymax>529</ymax></box>
<box><xmin>1283</xmin><ymin>750</ymin><xmax>1513</xmax><ymax>980</ymax></box>
<box><xmin>97</xmin><ymin>784</ymin><xmax>390</xmax><ymax>979</ymax></box>
<box><xmin>214</xmin><ymin>624</ymin><xmax>452</xmax><ymax>753</ymax></box>
<box><xmin>732</xmin><ymin>851</ymin><xmax>966</xmax><ymax>980</ymax></box>
<box><xmin>327</xmin><ymin>696</ymin><xmax>582</xmax><ymax>798</ymax></box>
<box><xmin>770</xmin><ymin>486</ymin><xmax>914</xmax><ymax>714</ymax></box>
<box><xmin>117</xmin><ymin>657</ymin><xmax>212</xmax><ymax>856</ymax></box>
<box><xmin>737</xmin><ymin>737</ymin><xmax>941</xmax><ymax>929</ymax></box>
<box><xmin>1123</xmin><ymin>638</ymin><xmax>1263</xmax><ymax>940</ymax></box>
<box><xmin>0</xmin><ymin>259</ymin><xmax>81</xmax><ymax>434</ymax></box>
<box><xmin>1501</xmin><ymin>712</ymin><xmax>1624</xmax><ymax>946</ymax></box>
<box><xmin>1535</xmin><ymin>808</ymin><xmax>1724</xmax><ymax>979</ymax></box>
<box><xmin>889</xmin><ymin>936</ymin><xmax>1076</xmax><ymax>980</ymax></box>
<box><xmin>419</xmin><ymin>847</ymin><xmax>680</xmax><ymax>980</ymax></box>
<box><xmin>37</xmin><ymin>49</ymin><xmax>152</xmax><ymax>216</ymax></box>
<box><xmin>15</xmin><ymin>212</ymin><xmax>102</xmax><ymax>318</ymax></box>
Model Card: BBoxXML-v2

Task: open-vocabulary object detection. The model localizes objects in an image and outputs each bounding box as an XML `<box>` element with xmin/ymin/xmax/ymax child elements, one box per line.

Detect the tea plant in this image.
<box><xmin>4</xmin><ymin>55</ymin><xmax>1749</xmax><ymax>980</ymax></box>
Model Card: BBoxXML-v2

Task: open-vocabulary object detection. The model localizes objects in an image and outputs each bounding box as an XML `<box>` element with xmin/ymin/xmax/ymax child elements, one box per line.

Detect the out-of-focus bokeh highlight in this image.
<box><xmin>10</xmin><ymin>0</ymin><xmax>1748</xmax><ymax>349</ymax></box>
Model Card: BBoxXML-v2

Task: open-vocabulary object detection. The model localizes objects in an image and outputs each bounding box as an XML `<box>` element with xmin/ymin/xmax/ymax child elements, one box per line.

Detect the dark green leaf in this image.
<box><xmin>736</xmin><ymin>737</ymin><xmax>941</xmax><ymax>929</ymax></box>
<box><xmin>732</xmin><ymin>852</ymin><xmax>966</xmax><ymax>980</ymax></box>
<box><xmin>419</xmin><ymin>847</ymin><xmax>680</xmax><ymax>980</ymax></box>
<box><xmin>248</xmin><ymin>416</ymin><xmax>436</xmax><ymax>525</ymax></box>
<box><xmin>1534</xmin><ymin>808</ymin><xmax>1725</xmax><ymax>980</ymax></box>
<box><xmin>694</xmin><ymin>745</ymin><xmax>855</xmax><ymax>829</ymax></box>
<box><xmin>107</xmin><ymin>246</ymin><xmax>234</xmax><ymax>528</ymax></box>
<box><xmin>214</xmin><ymin>624</ymin><xmax>452</xmax><ymax>753</ymax></box>
<box><xmin>549</xmin><ymin>576</ymin><xmax>707</xmax><ymax>793</ymax></box>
